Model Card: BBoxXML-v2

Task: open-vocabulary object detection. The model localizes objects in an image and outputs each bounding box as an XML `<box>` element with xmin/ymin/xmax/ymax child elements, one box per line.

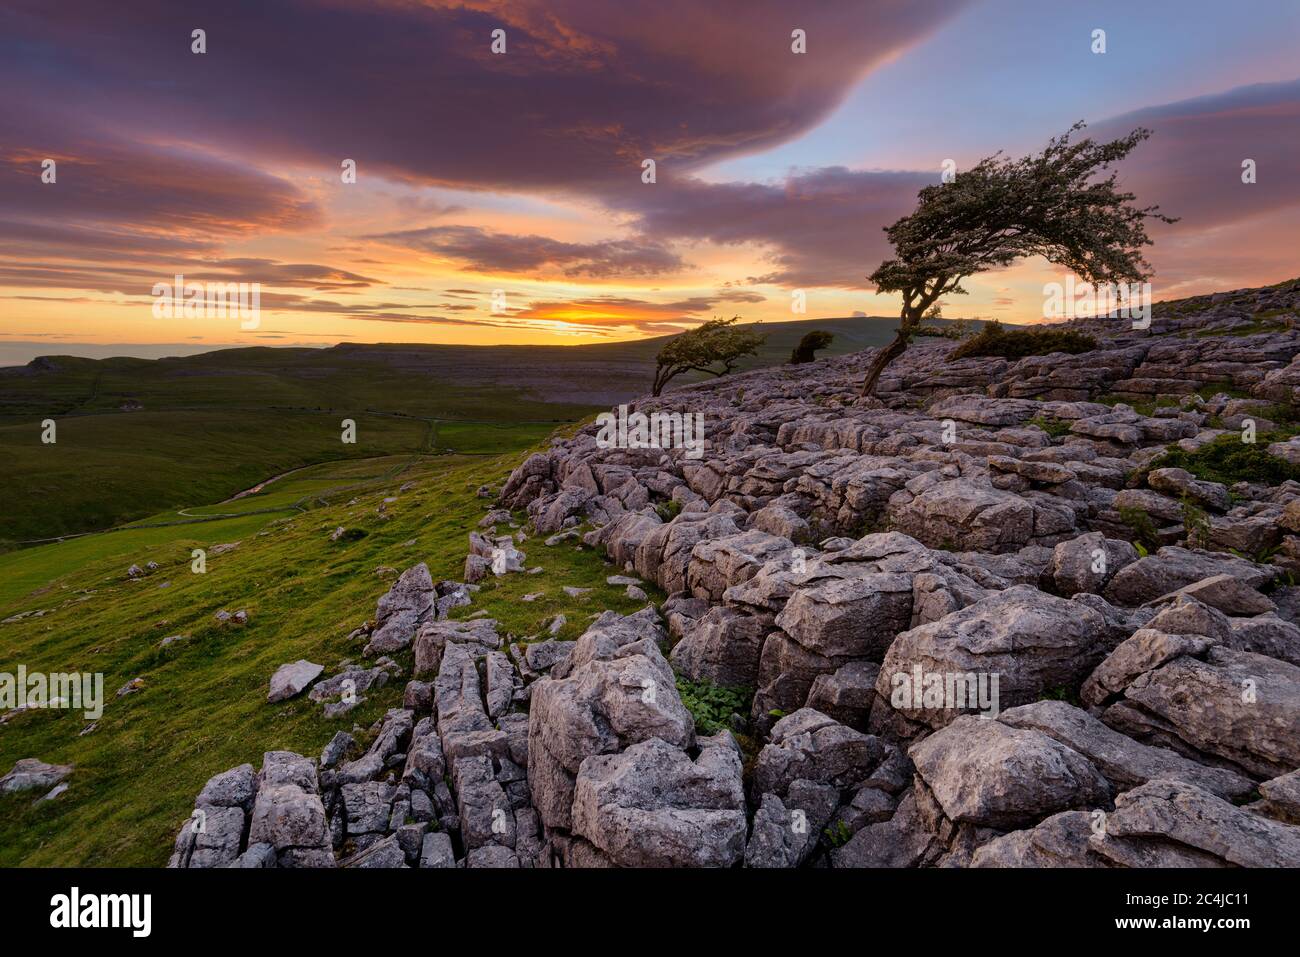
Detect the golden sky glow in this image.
<box><xmin>2</xmin><ymin>1</ymin><xmax>1298</xmax><ymax>358</ymax></box>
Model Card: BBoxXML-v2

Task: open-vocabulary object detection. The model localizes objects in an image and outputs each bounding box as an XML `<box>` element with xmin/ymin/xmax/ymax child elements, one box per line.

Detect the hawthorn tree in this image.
<box><xmin>859</xmin><ymin>122</ymin><xmax>1176</xmax><ymax>397</ymax></box>
<box><xmin>652</xmin><ymin>316</ymin><xmax>765</xmax><ymax>396</ymax></box>
<box><xmin>789</xmin><ymin>329</ymin><xmax>834</xmax><ymax>364</ymax></box>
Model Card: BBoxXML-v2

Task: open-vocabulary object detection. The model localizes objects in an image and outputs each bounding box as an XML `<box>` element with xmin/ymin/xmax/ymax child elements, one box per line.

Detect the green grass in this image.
<box><xmin>0</xmin><ymin>410</ymin><xmax>435</xmax><ymax>545</ymax></box>
<box><xmin>1095</xmin><ymin>393</ymin><xmax>1180</xmax><ymax>418</ymax></box>
<box><xmin>0</xmin><ymin>511</ymin><xmax>287</xmax><ymax>611</ymax></box>
<box><xmin>948</xmin><ymin>320</ymin><xmax>1096</xmax><ymax>360</ymax></box>
<box><xmin>1249</xmin><ymin>402</ymin><xmax>1300</xmax><ymax>428</ymax></box>
<box><xmin>0</xmin><ymin>438</ymin><xmax>665</xmax><ymax>866</ymax></box>
<box><xmin>1027</xmin><ymin>415</ymin><xmax>1072</xmax><ymax>438</ymax></box>
<box><xmin>1190</xmin><ymin>315</ymin><xmax>1293</xmax><ymax>338</ymax></box>
<box><xmin>1151</xmin><ymin>433</ymin><xmax>1300</xmax><ymax>487</ymax></box>
<box><xmin>0</xmin><ymin>348</ymin><xmax>604</xmax><ymax>546</ymax></box>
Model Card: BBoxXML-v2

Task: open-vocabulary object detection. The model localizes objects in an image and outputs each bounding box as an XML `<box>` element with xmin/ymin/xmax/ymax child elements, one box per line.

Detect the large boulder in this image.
<box><xmin>909</xmin><ymin>716</ymin><xmax>1110</xmax><ymax>831</ymax></box>
<box><xmin>1103</xmin><ymin>547</ymin><xmax>1273</xmax><ymax>607</ymax></box>
<box><xmin>669</xmin><ymin>607</ymin><xmax>774</xmax><ymax>688</ymax></box>
<box><xmin>1146</xmin><ymin>467</ymin><xmax>1230</xmax><ymax>512</ymax></box>
<box><xmin>433</xmin><ymin>644</ymin><xmax>503</xmax><ymax>765</ymax></box>
<box><xmin>1146</xmin><ymin>573</ymin><xmax>1276</xmax><ymax>617</ymax></box>
<box><xmin>1102</xmin><ymin>645</ymin><xmax>1300</xmax><ymax>779</ymax></box>
<box><xmin>876</xmin><ymin>586</ymin><xmax>1115</xmax><ymax>730</ymax></box>
<box><xmin>364</xmin><ymin>563</ymin><xmax>437</xmax><ymax>655</ymax></box>
<box><xmin>197</xmin><ymin>763</ymin><xmax>257</xmax><ymax>810</ymax></box>
<box><xmin>246</xmin><ymin>752</ymin><xmax>334</xmax><ymax>867</ymax></box>
<box><xmin>1256</xmin><ymin>770</ymin><xmax>1300</xmax><ymax>825</ymax></box>
<box><xmin>1228</xmin><ymin>613</ymin><xmax>1300</xmax><ymax>667</ymax></box>
<box><xmin>686</xmin><ymin>529</ymin><xmax>793</xmax><ymax>602</ymax></box>
<box><xmin>186</xmin><ymin>806</ymin><xmax>246</xmax><ymax>868</ymax></box>
<box><xmin>745</xmin><ymin>791</ymin><xmax>821</xmax><ymax>869</ymax></box>
<box><xmin>499</xmin><ymin>452</ymin><xmax>555</xmax><ymax>509</ymax></box>
<box><xmin>413</xmin><ymin>617</ymin><xmax>501</xmax><ymax>676</ymax></box>
<box><xmin>267</xmin><ymin>659</ymin><xmax>323</xmax><ymax>704</ymax></box>
<box><xmin>0</xmin><ymin>758</ymin><xmax>72</xmax><ymax>794</ymax></box>
<box><xmin>749</xmin><ymin>630</ymin><xmax>842</xmax><ymax>731</ymax></box>
<box><xmin>528</xmin><ymin>487</ymin><xmax>595</xmax><ymax>534</ymax></box>
<box><xmin>775</xmin><ymin>572</ymin><xmax>914</xmax><ymax>661</ymax></box>
<box><xmin>1080</xmin><ymin>627</ymin><xmax>1216</xmax><ymax>708</ymax></box>
<box><xmin>635</xmin><ymin>512</ymin><xmax>742</xmax><ymax>594</ymax></box>
<box><xmin>998</xmin><ymin>700</ymin><xmax>1254</xmax><ymax>800</ymax></box>
<box><xmin>829</xmin><ymin>790</ymin><xmax>941</xmax><ymax>868</ymax></box>
<box><xmin>969</xmin><ymin>810</ymin><xmax>1103</xmax><ymax>868</ymax></box>
<box><xmin>527</xmin><ymin>610</ymin><xmax>694</xmax><ymax>833</ymax></box>
<box><xmin>752</xmin><ymin>708</ymin><xmax>886</xmax><ymax>797</ymax></box>
<box><xmin>1050</xmin><ymin>532</ymin><xmax>1138</xmax><ymax>596</ymax></box>
<box><xmin>805</xmin><ymin>661</ymin><xmax>880</xmax><ymax>731</ymax></box>
<box><xmin>1099</xmin><ymin>779</ymin><xmax>1300</xmax><ymax>867</ymax></box>
<box><xmin>571</xmin><ymin>737</ymin><xmax>746</xmax><ymax>867</ymax></box>
<box><xmin>887</xmin><ymin>477</ymin><xmax>1075</xmax><ymax>553</ymax></box>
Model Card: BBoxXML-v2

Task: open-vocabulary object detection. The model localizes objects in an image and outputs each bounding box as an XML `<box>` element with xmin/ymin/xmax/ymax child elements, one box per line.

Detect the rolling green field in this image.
<box><xmin>0</xmin><ymin>442</ymin><xmax>664</xmax><ymax>866</ymax></box>
<box><xmin>0</xmin><ymin>347</ymin><xmax>601</xmax><ymax>546</ymax></box>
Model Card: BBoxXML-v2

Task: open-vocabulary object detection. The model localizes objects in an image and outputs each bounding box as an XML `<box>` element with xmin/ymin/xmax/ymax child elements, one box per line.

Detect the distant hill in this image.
<box><xmin>0</xmin><ymin>315</ymin><xmax>938</xmax><ymax>410</ymax></box>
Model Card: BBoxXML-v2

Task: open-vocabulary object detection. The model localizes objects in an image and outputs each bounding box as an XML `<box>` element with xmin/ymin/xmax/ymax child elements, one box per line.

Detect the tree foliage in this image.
<box><xmin>789</xmin><ymin>329</ymin><xmax>834</xmax><ymax>364</ymax></box>
<box><xmin>859</xmin><ymin>122</ymin><xmax>1176</xmax><ymax>396</ymax></box>
<box><xmin>652</xmin><ymin>316</ymin><xmax>765</xmax><ymax>396</ymax></box>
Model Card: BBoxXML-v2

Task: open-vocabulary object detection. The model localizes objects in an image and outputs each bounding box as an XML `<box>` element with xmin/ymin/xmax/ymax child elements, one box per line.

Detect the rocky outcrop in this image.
<box><xmin>363</xmin><ymin>563</ymin><xmax>470</xmax><ymax>656</ymax></box>
<box><xmin>169</xmin><ymin>279</ymin><xmax>1300</xmax><ymax>869</ymax></box>
<box><xmin>527</xmin><ymin>609</ymin><xmax>701</xmax><ymax>864</ymax></box>
<box><xmin>974</xmin><ymin>780</ymin><xmax>1300</xmax><ymax>868</ymax></box>
<box><xmin>875</xmin><ymin>586</ymin><xmax>1117</xmax><ymax>731</ymax></box>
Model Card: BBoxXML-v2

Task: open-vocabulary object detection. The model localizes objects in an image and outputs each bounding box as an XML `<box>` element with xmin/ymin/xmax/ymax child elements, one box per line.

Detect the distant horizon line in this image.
<box><xmin>0</xmin><ymin>314</ymin><xmax>930</xmax><ymax>366</ymax></box>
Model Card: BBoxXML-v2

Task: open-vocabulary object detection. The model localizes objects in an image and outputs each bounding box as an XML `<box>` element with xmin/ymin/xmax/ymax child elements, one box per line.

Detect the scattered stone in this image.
<box><xmin>1</xmin><ymin>758</ymin><xmax>72</xmax><ymax>795</ymax></box>
<box><xmin>268</xmin><ymin>660</ymin><xmax>324</xmax><ymax>704</ymax></box>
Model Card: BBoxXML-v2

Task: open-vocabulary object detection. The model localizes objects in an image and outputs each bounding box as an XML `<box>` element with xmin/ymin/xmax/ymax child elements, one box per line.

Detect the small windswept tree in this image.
<box><xmin>789</xmin><ymin>329</ymin><xmax>834</xmax><ymax>364</ymax></box>
<box><xmin>859</xmin><ymin>122</ymin><xmax>1176</xmax><ymax>396</ymax></box>
<box><xmin>652</xmin><ymin>316</ymin><xmax>765</xmax><ymax>396</ymax></box>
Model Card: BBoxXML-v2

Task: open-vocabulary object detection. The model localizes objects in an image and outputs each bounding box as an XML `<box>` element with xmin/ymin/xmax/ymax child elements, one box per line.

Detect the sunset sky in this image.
<box><xmin>1</xmin><ymin>0</ymin><xmax>1298</xmax><ymax>357</ymax></box>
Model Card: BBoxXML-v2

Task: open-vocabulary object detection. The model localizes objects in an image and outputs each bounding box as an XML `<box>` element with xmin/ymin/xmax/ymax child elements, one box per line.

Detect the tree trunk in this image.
<box><xmin>858</xmin><ymin>310</ymin><xmax>918</xmax><ymax>397</ymax></box>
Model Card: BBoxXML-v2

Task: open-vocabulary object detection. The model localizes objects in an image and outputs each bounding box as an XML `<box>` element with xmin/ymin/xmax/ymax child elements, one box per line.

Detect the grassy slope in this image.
<box><xmin>0</xmin><ymin>410</ymin><xmax>431</xmax><ymax>543</ymax></box>
<box><xmin>0</xmin><ymin>443</ymin><xmax>663</xmax><ymax>866</ymax></box>
<box><xmin>0</xmin><ymin>349</ymin><xmax>599</xmax><ymax>546</ymax></box>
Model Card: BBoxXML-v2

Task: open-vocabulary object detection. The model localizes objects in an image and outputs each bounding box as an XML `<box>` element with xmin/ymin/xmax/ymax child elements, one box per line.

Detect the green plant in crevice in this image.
<box><xmin>675</xmin><ymin>675</ymin><xmax>752</xmax><ymax>736</ymax></box>
<box><xmin>1180</xmin><ymin>494</ymin><xmax>1211</xmax><ymax>549</ymax></box>
<box><xmin>1118</xmin><ymin>504</ymin><xmax>1161</xmax><ymax>554</ymax></box>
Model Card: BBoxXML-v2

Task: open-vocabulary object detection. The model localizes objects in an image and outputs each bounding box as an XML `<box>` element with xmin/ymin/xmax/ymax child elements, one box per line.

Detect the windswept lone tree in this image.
<box><xmin>652</xmin><ymin>316</ymin><xmax>765</xmax><ymax>396</ymax></box>
<box><xmin>859</xmin><ymin>122</ymin><xmax>1176</xmax><ymax>397</ymax></box>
